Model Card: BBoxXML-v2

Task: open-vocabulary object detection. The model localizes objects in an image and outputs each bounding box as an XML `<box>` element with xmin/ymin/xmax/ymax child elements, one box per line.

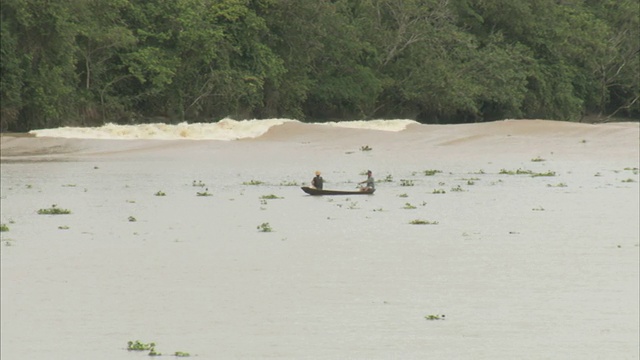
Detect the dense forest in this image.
<box><xmin>1</xmin><ymin>0</ymin><xmax>638</xmax><ymax>131</ymax></box>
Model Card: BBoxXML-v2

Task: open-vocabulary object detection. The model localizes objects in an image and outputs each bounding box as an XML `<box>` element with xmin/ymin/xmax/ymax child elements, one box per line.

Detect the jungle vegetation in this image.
<box><xmin>1</xmin><ymin>0</ymin><xmax>638</xmax><ymax>131</ymax></box>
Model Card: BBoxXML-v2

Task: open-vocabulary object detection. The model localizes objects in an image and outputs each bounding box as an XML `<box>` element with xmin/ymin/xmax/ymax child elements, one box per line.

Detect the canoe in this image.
<box><xmin>301</xmin><ymin>186</ymin><xmax>375</xmax><ymax>196</ymax></box>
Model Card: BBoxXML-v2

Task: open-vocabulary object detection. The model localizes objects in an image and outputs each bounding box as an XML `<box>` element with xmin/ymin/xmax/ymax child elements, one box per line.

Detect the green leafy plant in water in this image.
<box><xmin>243</xmin><ymin>180</ymin><xmax>264</xmax><ymax>185</ymax></box>
<box><xmin>425</xmin><ymin>314</ymin><xmax>445</xmax><ymax>320</ymax></box>
<box><xmin>531</xmin><ymin>171</ymin><xmax>556</xmax><ymax>177</ymax></box>
<box><xmin>424</xmin><ymin>169</ymin><xmax>442</xmax><ymax>176</ymax></box>
<box><xmin>128</xmin><ymin>216</ymin><xmax>137</xmax><ymax>222</ymax></box>
<box><xmin>403</xmin><ymin>203</ymin><xmax>417</xmax><ymax>209</ymax></box>
<box><xmin>0</xmin><ymin>224</ymin><xmax>9</xmax><ymax>232</ymax></box>
<box><xmin>450</xmin><ymin>185</ymin><xmax>464</xmax><ymax>192</ymax></box>
<box><xmin>432</xmin><ymin>189</ymin><xmax>446</xmax><ymax>194</ymax></box>
<box><xmin>531</xmin><ymin>156</ymin><xmax>546</xmax><ymax>162</ymax></box>
<box><xmin>400</xmin><ymin>179</ymin><xmax>414</xmax><ymax>186</ymax></box>
<box><xmin>410</xmin><ymin>219</ymin><xmax>439</xmax><ymax>225</ymax></box>
<box><xmin>37</xmin><ymin>205</ymin><xmax>71</xmax><ymax>215</ymax></box>
<box><xmin>360</xmin><ymin>145</ymin><xmax>372</xmax><ymax>151</ymax></box>
<box><xmin>500</xmin><ymin>168</ymin><xmax>533</xmax><ymax>175</ymax></box>
<box><xmin>127</xmin><ymin>340</ymin><xmax>156</xmax><ymax>351</ymax></box>
<box><xmin>154</xmin><ymin>190</ymin><xmax>166</xmax><ymax>196</ymax></box>
<box><xmin>192</xmin><ymin>180</ymin><xmax>206</xmax><ymax>187</ymax></box>
<box><xmin>547</xmin><ymin>183</ymin><xmax>567</xmax><ymax>187</ymax></box>
<box><xmin>257</xmin><ymin>222</ymin><xmax>273</xmax><ymax>232</ymax></box>
<box><xmin>175</xmin><ymin>351</ymin><xmax>191</xmax><ymax>357</ymax></box>
<box><xmin>381</xmin><ymin>174</ymin><xmax>393</xmax><ymax>182</ymax></box>
<box><xmin>279</xmin><ymin>180</ymin><xmax>299</xmax><ymax>186</ymax></box>
<box><xmin>197</xmin><ymin>189</ymin><xmax>212</xmax><ymax>196</ymax></box>
<box><xmin>260</xmin><ymin>194</ymin><xmax>282</xmax><ymax>199</ymax></box>
<box><xmin>58</xmin><ymin>225</ymin><xmax>69</xmax><ymax>230</ymax></box>
<box><xmin>398</xmin><ymin>193</ymin><xmax>408</xmax><ymax>198</ymax></box>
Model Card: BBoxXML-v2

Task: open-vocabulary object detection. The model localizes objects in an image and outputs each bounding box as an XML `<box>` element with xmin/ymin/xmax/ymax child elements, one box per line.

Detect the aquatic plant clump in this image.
<box><xmin>37</xmin><ymin>205</ymin><xmax>71</xmax><ymax>215</ymax></box>
<box><xmin>0</xmin><ymin>224</ymin><xmax>9</xmax><ymax>232</ymax></box>
<box><xmin>257</xmin><ymin>222</ymin><xmax>273</xmax><ymax>232</ymax></box>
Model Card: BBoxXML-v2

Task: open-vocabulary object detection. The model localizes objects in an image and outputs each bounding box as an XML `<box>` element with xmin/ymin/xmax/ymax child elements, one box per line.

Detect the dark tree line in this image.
<box><xmin>1</xmin><ymin>0</ymin><xmax>638</xmax><ymax>131</ymax></box>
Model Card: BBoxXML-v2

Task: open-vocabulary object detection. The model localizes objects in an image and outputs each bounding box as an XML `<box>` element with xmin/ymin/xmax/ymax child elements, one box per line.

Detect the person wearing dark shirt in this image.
<box><xmin>312</xmin><ymin>171</ymin><xmax>324</xmax><ymax>189</ymax></box>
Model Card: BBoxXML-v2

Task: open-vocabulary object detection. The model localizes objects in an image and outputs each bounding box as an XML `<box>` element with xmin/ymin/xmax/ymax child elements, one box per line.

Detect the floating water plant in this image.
<box><xmin>400</xmin><ymin>179</ymin><xmax>414</xmax><ymax>186</ymax></box>
<box><xmin>425</xmin><ymin>314</ymin><xmax>445</xmax><ymax>320</ymax></box>
<box><xmin>410</xmin><ymin>219</ymin><xmax>439</xmax><ymax>225</ymax></box>
<box><xmin>279</xmin><ymin>180</ymin><xmax>298</xmax><ymax>186</ymax></box>
<box><xmin>398</xmin><ymin>193</ymin><xmax>408</xmax><ymax>198</ymax></box>
<box><xmin>547</xmin><ymin>183</ymin><xmax>567</xmax><ymax>187</ymax></box>
<box><xmin>260</xmin><ymin>194</ymin><xmax>283</xmax><ymax>199</ymax></box>
<box><xmin>154</xmin><ymin>190</ymin><xmax>166</xmax><ymax>196</ymax></box>
<box><xmin>197</xmin><ymin>189</ymin><xmax>212</xmax><ymax>196</ymax></box>
<box><xmin>0</xmin><ymin>224</ymin><xmax>8</xmax><ymax>232</ymax></box>
<box><xmin>128</xmin><ymin>216</ymin><xmax>137</xmax><ymax>222</ymax></box>
<box><xmin>531</xmin><ymin>156</ymin><xmax>546</xmax><ymax>162</ymax></box>
<box><xmin>175</xmin><ymin>351</ymin><xmax>191</xmax><ymax>357</ymax></box>
<box><xmin>257</xmin><ymin>222</ymin><xmax>273</xmax><ymax>232</ymax></box>
<box><xmin>127</xmin><ymin>340</ymin><xmax>156</xmax><ymax>351</ymax></box>
<box><xmin>58</xmin><ymin>225</ymin><xmax>70</xmax><ymax>230</ymax></box>
<box><xmin>621</xmin><ymin>178</ymin><xmax>636</xmax><ymax>183</ymax></box>
<box><xmin>243</xmin><ymin>180</ymin><xmax>264</xmax><ymax>185</ymax></box>
<box><xmin>432</xmin><ymin>189</ymin><xmax>446</xmax><ymax>194</ymax></box>
<box><xmin>532</xmin><ymin>206</ymin><xmax>545</xmax><ymax>211</ymax></box>
<box><xmin>499</xmin><ymin>168</ymin><xmax>533</xmax><ymax>175</ymax></box>
<box><xmin>360</xmin><ymin>145</ymin><xmax>372</xmax><ymax>151</ymax></box>
<box><xmin>532</xmin><ymin>171</ymin><xmax>556</xmax><ymax>177</ymax></box>
<box><xmin>424</xmin><ymin>169</ymin><xmax>442</xmax><ymax>176</ymax></box>
<box><xmin>192</xmin><ymin>180</ymin><xmax>206</xmax><ymax>187</ymax></box>
<box><xmin>37</xmin><ymin>205</ymin><xmax>71</xmax><ymax>215</ymax></box>
<box><xmin>467</xmin><ymin>180</ymin><xmax>475</xmax><ymax>185</ymax></box>
<box><xmin>403</xmin><ymin>203</ymin><xmax>417</xmax><ymax>209</ymax></box>
<box><xmin>450</xmin><ymin>185</ymin><xmax>464</xmax><ymax>192</ymax></box>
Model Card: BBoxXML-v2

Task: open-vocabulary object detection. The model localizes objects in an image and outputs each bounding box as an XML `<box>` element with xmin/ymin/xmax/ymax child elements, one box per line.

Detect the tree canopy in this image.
<box><xmin>1</xmin><ymin>0</ymin><xmax>638</xmax><ymax>131</ymax></box>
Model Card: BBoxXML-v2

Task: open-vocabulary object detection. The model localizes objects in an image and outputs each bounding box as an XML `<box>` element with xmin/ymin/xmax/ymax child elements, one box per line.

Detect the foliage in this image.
<box><xmin>410</xmin><ymin>219</ymin><xmax>439</xmax><ymax>225</ymax></box>
<box><xmin>257</xmin><ymin>222</ymin><xmax>272</xmax><ymax>232</ymax></box>
<box><xmin>154</xmin><ymin>190</ymin><xmax>166</xmax><ymax>196</ymax></box>
<box><xmin>37</xmin><ymin>204</ymin><xmax>71</xmax><ymax>215</ymax></box>
<box><xmin>1</xmin><ymin>0</ymin><xmax>638</xmax><ymax>132</ymax></box>
<box><xmin>425</xmin><ymin>314</ymin><xmax>445</xmax><ymax>320</ymax></box>
<box><xmin>0</xmin><ymin>224</ymin><xmax>9</xmax><ymax>232</ymax></box>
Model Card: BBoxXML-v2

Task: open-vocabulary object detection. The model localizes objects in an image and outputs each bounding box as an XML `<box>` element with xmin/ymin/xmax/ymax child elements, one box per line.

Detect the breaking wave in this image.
<box><xmin>29</xmin><ymin>118</ymin><xmax>417</xmax><ymax>140</ymax></box>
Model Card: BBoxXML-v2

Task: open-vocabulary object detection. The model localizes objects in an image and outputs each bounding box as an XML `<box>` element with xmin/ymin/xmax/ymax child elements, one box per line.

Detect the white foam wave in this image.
<box><xmin>320</xmin><ymin>119</ymin><xmax>419</xmax><ymax>132</ymax></box>
<box><xmin>30</xmin><ymin>118</ymin><xmax>296</xmax><ymax>140</ymax></box>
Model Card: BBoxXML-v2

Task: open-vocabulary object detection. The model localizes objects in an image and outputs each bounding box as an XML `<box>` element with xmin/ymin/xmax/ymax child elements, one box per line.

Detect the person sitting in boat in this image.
<box><xmin>359</xmin><ymin>170</ymin><xmax>375</xmax><ymax>191</ymax></box>
<box><xmin>311</xmin><ymin>171</ymin><xmax>324</xmax><ymax>189</ymax></box>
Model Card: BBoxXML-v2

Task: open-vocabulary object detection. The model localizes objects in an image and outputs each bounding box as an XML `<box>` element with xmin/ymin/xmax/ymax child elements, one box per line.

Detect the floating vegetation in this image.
<box><xmin>37</xmin><ymin>205</ymin><xmax>71</xmax><ymax>215</ymax></box>
<box><xmin>154</xmin><ymin>190</ymin><xmax>166</xmax><ymax>196</ymax></box>
<box><xmin>532</xmin><ymin>206</ymin><xmax>545</xmax><ymax>211</ymax></box>
<box><xmin>260</xmin><ymin>194</ymin><xmax>283</xmax><ymax>199</ymax></box>
<box><xmin>594</xmin><ymin>172</ymin><xmax>602</xmax><ymax>177</ymax></box>
<box><xmin>360</xmin><ymin>145</ymin><xmax>372</xmax><ymax>151</ymax></box>
<box><xmin>175</xmin><ymin>351</ymin><xmax>191</xmax><ymax>357</ymax></box>
<box><xmin>547</xmin><ymin>183</ymin><xmax>567</xmax><ymax>187</ymax></box>
<box><xmin>621</xmin><ymin>178</ymin><xmax>636</xmax><ymax>183</ymax></box>
<box><xmin>398</xmin><ymin>193</ymin><xmax>408</xmax><ymax>198</ymax></box>
<box><xmin>58</xmin><ymin>225</ymin><xmax>70</xmax><ymax>230</ymax></box>
<box><xmin>243</xmin><ymin>180</ymin><xmax>264</xmax><ymax>185</ymax></box>
<box><xmin>62</xmin><ymin>184</ymin><xmax>77</xmax><ymax>187</ymax></box>
<box><xmin>127</xmin><ymin>340</ymin><xmax>155</xmax><ymax>351</ymax></box>
<box><xmin>423</xmin><ymin>169</ymin><xmax>442</xmax><ymax>176</ymax></box>
<box><xmin>403</xmin><ymin>203</ymin><xmax>417</xmax><ymax>209</ymax></box>
<box><xmin>531</xmin><ymin>156</ymin><xmax>546</xmax><ymax>162</ymax></box>
<box><xmin>279</xmin><ymin>180</ymin><xmax>298</xmax><ymax>186</ymax></box>
<box><xmin>425</xmin><ymin>314</ymin><xmax>446</xmax><ymax>320</ymax></box>
<box><xmin>466</xmin><ymin>180</ymin><xmax>475</xmax><ymax>185</ymax></box>
<box><xmin>473</xmin><ymin>169</ymin><xmax>485</xmax><ymax>174</ymax></box>
<box><xmin>381</xmin><ymin>174</ymin><xmax>393</xmax><ymax>182</ymax></box>
<box><xmin>0</xmin><ymin>224</ymin><xmax>9</xmax><ymax>232</ymax></box>
<box><xmin>450</xmin><ymin>185</ymin><xmax>464</xmax><ymax>192</ymax></box>
<box><xmin>500</xmin><ymin>168</ymin><xmax>533</xmax><ymax>175</ymax></box>
<box><xmin>126</xmin><ymin>200</ymin><xmax>136</xmax><ymax>203</ymax></box>
<box><xmin>532</xmin><ymin>171</ymin><xmax>556</xmax><ymax>177</ymax></box>
<box><xmin>409</xmin><ymin>219</ymin><xmax>439</xmax><ymax>225</ymax></box>
<box><xmin>400</xmin><ymin>179</ymin><xmax>414</xmax><ymax>186</ymax></box>
<box><xmin>624</xmin><ymin>167</ymin><xmax>639</xmax><ymax>175</ymax></box>
<box><xmin>192</xmin><ymin>180</ymin><xmax>206</xmax><ymax>187</ymax></box>
<box><xmin>432</xmin><ymin>189</ymin><xmax>446</xmax><ymax>194</ymax></box>
<box><xmin>128</xmin><ymin>216</ymin><xmax>137</xmax><ymax>222</ymax></box>
<box><xmin>196</xmin><ymin>189</ymin><xmax>213</xmax><ymax>196</ymax></box>
<box><xmin>257</xmin><ymin>222</ymin><xmax>273</xmax><ymax>232</ymax></box>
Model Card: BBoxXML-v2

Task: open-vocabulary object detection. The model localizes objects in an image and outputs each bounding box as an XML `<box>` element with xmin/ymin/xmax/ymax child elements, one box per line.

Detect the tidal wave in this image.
<box><xmin>29</xmin><ymin>118</ymin><xmax>417</xmax><ymax>140</ymax></box>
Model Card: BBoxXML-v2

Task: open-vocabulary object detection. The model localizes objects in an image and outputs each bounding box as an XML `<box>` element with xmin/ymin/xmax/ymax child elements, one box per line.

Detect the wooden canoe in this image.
<box><xmin>301</xmin><ymin>186</ymin><xmax>375</xmax><ymax>196</ymax></box>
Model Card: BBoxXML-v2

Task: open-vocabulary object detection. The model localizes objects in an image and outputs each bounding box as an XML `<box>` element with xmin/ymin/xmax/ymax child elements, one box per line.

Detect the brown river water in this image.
<box><xmin>1</xmin><ymin>119</ymin><xmax>638</xmax><ymax>359</ymax></box>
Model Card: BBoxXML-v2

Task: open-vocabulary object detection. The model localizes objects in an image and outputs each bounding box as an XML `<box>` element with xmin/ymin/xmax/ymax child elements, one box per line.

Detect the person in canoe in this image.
<box><xmin>311</xmin><ymin>170</ymin><xmax>324</xmax><ymax>189</ymax></box>
<box><xmin>359</xmin><ymin>170</ymin><xmax>375</xmax><ymax>192</ymax></box>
